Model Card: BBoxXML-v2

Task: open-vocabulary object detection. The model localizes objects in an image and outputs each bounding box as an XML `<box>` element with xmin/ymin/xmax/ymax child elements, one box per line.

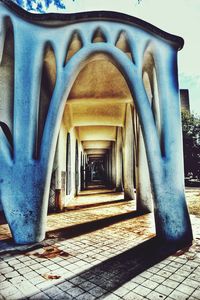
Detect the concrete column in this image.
<box><xmin>115</xmin><ymin>127</ymin><xmax>123</xmax><ymax>192</ymax></box>
<box><xmin>150</xmin><ymin>46</ymin><xmax>193</xmax><ymax>243</ymax></box>
<box><xmin>111</xmin><ymin>142</ymin><xmax>116</xmax><ymax>187</ymax></box>
<box><xmin>136</xmin><ymin>127</ymin><xmax>153</xmax><ymax>212</ymax></box>
<box><xmin>109</xmin><ymin>148</ymin><xmax>112</xmax><ymax>187</ymax></box>
<box><xmin>105</xmin><ymin>152</ymin><xmax>109</xmax><ymax>185</ymax></box>
<box><xmin>70</xmin><ymin>131</ymin><xmax>76</xmax><ymax>199</ymax></box>
<box><xmin>123</xmin><ymin>104</ymin><xmax>135</xmax><ymax>200</ymax></box>
<box><xmin>83</xmin><ymin>154</ymin><xmax>86</xmax><ymax>189</ymax></box>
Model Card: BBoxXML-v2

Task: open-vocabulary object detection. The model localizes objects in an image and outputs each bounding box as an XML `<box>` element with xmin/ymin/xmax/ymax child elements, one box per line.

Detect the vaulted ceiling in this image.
<box><xmin>63</xmin><ymin>56</ymin><xmax>134</xmax><ymax>157</ymax></box>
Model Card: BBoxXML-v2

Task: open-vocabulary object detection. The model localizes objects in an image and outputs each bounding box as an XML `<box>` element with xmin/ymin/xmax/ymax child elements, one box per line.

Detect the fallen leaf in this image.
<box><xmin>42</xmin><ymin>273</ymin><xmax>61</xmax><ymax>280</ymax></box>
<box><xmin>26</xmin><ymin>246</ymin><xmax>70</xmax><ymax>259</ymax></box>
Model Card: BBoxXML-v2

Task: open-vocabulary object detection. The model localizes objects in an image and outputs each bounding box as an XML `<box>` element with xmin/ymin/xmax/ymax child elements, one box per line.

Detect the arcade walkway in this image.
<box><xmin>0</xmin><ymin>190</ymin><xmax>200</xmax><ymax>299</ymax></box>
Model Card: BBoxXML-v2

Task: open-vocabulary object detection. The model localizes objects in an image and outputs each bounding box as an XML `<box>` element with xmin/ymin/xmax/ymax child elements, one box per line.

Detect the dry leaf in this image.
<box><xmin>42</xmin><ymin>273</ymin><xmax>61</xmax><ymax>280</ymax></box>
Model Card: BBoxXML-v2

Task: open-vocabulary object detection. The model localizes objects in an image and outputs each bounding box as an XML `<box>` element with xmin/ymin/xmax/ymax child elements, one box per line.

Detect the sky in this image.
<box><xmin>27</xmin><ymin>0</ymin><xmax>200</xmax><ymax>115</ymax></box>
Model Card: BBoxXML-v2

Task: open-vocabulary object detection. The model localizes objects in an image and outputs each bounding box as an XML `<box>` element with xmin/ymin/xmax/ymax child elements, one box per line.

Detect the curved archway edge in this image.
<box><xmin>0</xmin><ymin>3</ymin><xmax>192</xmax><ymax>245</ymax></box>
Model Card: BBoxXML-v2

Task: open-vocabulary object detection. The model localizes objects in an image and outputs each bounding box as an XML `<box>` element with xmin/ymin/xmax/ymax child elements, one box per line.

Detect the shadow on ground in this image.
<box><xmin>46</xmin><ymin>210</ymin><xmax>143</xmax><ymax>240</ymax></box>
<box><xmin>27</xmin><ymin>237</ymin><xmax>185</xmax><ymax>299</ymax></box>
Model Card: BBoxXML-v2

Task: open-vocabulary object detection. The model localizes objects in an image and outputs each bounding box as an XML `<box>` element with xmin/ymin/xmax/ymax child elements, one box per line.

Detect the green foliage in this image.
<box><xmin>13</xmin><ymin>0</ymin><xmax>142</xmax><ymax>13</ymax></box>
<box><xmin>13</xmin><ymin>0</ymin><xmax>66</xmax><ymax>13</ymax></box>
<box><xmin>182</xmin><ymin>110</ymin><xmax>200</xmax><ymax>179</ymax></box>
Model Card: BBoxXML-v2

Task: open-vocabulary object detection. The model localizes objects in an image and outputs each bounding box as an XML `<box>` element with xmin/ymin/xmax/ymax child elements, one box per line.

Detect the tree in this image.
<box><xmin>13</xmin><ymin>0</ymin><xmax>142</xmax><ymax>13</ymax></box>
<box><xmin>13</xmin><ymin>0</ymin><xmax>66</xmax><ymax>13</ymax></box>
<box><xmin>182</xmin><ymin>110</ymin><xmax>200</xmax><ymax>180</ymax></box>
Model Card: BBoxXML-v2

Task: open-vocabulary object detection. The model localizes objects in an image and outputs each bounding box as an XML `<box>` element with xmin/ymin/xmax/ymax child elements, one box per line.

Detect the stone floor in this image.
<box><xmin>0</xmin><ymin>190</ymin><xmax>200</xmax><ymax>299</ymax></box>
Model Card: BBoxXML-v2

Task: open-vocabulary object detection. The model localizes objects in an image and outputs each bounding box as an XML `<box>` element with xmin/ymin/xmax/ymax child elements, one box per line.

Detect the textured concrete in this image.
<box><xmin>0</xmin><ymin>0</ymin><xmax>192</xmax><ymax>245</ymax></box>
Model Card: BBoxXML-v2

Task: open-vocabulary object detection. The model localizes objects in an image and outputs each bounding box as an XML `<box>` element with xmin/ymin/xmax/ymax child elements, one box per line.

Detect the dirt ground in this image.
<box><xmin>185</xmin><ymin>187</ymin><xmax>200</xmax><ymax>215</ymax></box>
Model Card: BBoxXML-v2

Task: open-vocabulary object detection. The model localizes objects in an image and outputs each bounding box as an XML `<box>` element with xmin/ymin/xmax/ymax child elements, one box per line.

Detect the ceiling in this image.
<box><xmin>62</xmin><ymin>55</ymin><xmax>133</xmax><ymax>159</ymax></box>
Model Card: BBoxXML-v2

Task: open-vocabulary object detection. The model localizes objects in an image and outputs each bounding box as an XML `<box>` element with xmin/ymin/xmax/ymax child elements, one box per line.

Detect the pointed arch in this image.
<box><xmin>115</xmin><ymin>31</ymin><xmax>134</xmax><ymax>62</ymax></box>
<box><xmin>36</xmin><ymin>43</ymin><xmax>57</xmax><ymax>159</ymax></box>
<box><xmin>92</xmin><ymin>28</ymin><xmax>107</xmax><ymax>43</ymax></box>
<box><xmin>64</xmin><ymin>31</ymin><xmax>83</xmax><ymax>65</ymax></box>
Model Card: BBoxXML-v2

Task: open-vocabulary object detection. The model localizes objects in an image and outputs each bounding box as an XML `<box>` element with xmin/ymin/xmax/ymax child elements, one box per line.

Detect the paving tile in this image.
<box><xmin>114</xmin><ymin>286</ymin><xmax>129</xmax><ymax>297</ymax></box>
<box><xmin>0</xmin><ymin>266</ymin><xmax>14</xmax><ymax>274</ymax></box>
<box><xmin>169</xmin><ymin>290</ymin><xmax>189</xmax><ymax>300</ymax></box>
<box><xmin>5</xmin><ymin>270</ymin><xmax>19</xmax><ymax>279</ymax></box>
<box><xmin>29</xmin><ymin>292</ymin><xmax>51</xmax><ymax>299</ymax></box>
<box><xmin>163</xmin><ymin>265</ymin><xmax>177</xmax><ymax>273</ymax></box>
<box><xmin>8</xmin><ymin>259</ymin><xmax>20</xmax><ymax>266</ymax></box>
<box><xmin>150</xmin><ymin>274</ymin><xmax>166</xmax><ymax>284</ymax></box>
<box><xmin>67</xmin><ymin>286</ymin><xmax>85</xmax><ymax>297</ymax></box>
<box><xmin>182</xmin><ymin>278</ymin><xmax>200</xmax><ymax>289</ymax></box>
<box><xmin>76</xmin><ymin>292</ymin><xmax>96</xmax><ymax>300</ymax></box>
<box><xmin>122</xmin><ymin>281</ymin><xmax>138</xmax><ymax>291</ymax></box>
<box><xmin>146</xmin><ymin>290</ymin><xmax>166</xmax><ymax>300</ymax></box>
<box><xmin>0</xmin><ymin>285</ymin><xmax>20</xmax><ymax>298</ymax></box>
<box><xmin>29</xmin><ymin>275</ymin><xmax>46</xmax><ymax>285</ymax></box>
<box><xmin>174</xmin><ymin>257</ymin><xmax>188</xmax><ymax>264</ymax></box>
<box><xmin>9</xmin><ymin>292</ymin><xmax>27</xmax><ymax>300</ymax></box>
<box><xmin>79</xmin><ymin>280</ymin><xmax>97</xmax><ymax>291</ymax></box>
<box><xmin>57</xmin><ymin>280</ymin><xmax>75</xmax><ymax>291</ymax></box>
<box><xmin>0</xmin><ymin>275</ymin><xmax>5</xmax><ymax>283</ymax></box>
<box><xmin>18</xmin><ymin>267</ymin><xmax>33</xmax><ymax>274</ymax></box>
<box><xmin>134</xmin><ymin>285</ymin><xmax>152</xmax><ymax>297</ymax></box>
<box><xmin>162</xmin><ymin>278</ymin><xmax>180</xmax><ymax>289</ymax></box>
<box><xmin>191</xmin><ymin>289</ymin><xmax>200</xmax><ymax>299</ymax></box>
<box><xmin>157</xmin><ymin>270</ymin><xmax>172</xmax><ymax>278</ymax></box>
<box><xmin>175</xmin><ymin>269</ymin><xmax>191</xmax><ymax>277</ymax></box>
<box><xmin>186</xmin><ymin>261</ymin><xmax>199</xmax><ymax>268</ymax></box>
<box><xmin>89</xmin><ymin>286</ymin><xmax>107</xmax><ymax>297</ymax></box>
<box><xmin>47</xmin><ymin>264</ymin><xmax>60</xmax><ymax>271</ymax></box>
<box><xmin>176</xmin><ymin>283</ymin><xmax>195</xmax><ymax>296</ymax></box>
<box><xmin>35</xmin><ymin>280</ymin><xmax>53</xmax><ymax>291</ymax></box>
<box><xmin>132</xmin><ymin>275</ymin><xmax>146</xmax><ymax>284</ymax></box>
<box><xmin>140</xmin><ymin>271</ymin><xmax>152</xmax><ymax>279</ymax></box>
<box><xmin>141</xmin><ymin>279</ymin><xmax>159</xmax><ymax>290</ymax></box>
<box><xmin>0</xmin><ymin>261</ymin><xmax>9</xmax><ymax>269</ymax></box>
<box><xmin>148</xmin><ymin>266</ymin><xmax>161</xmax><ymax>274</ymax></box>
<box><xmin>155</xmin><ymin>284</ymin><xmax>173</xmax><ymax>296</ymax></box>
<box><xmin>43</xmin><ymin>286</ymin><xmax>63</xmax><ymax>297</ymax></box>
<box><xmin>123</xmin><ymin>291</ymin><xmax>144</xmax><ymax>300</ymax></box>
<box><xmin>69</xmin><ymin>276</ymin><xmax>85</xmax><ymax>285</ymax></box>
<box><xmin>0</xmin><ymin>280</ymin><xmax>14</xmax><ymax>290</ymax></box>
<box><xmin>169</xmin><ymin>273</ymin><xmax>185</xmax><ymax>283</ymax></box>
<box><xmin>23</xmin><ymin>271</ymin><xmax>39</xmax><ymax>279</ymax></box>
<box><xmin>169</xmin><ymin>261</ymin><xmax>183</xmax><ymax>269</ymax></box>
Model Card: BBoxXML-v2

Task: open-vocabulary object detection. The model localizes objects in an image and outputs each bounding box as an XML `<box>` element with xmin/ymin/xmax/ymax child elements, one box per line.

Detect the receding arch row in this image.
<box><xmin>0</xmin><ymin>1</ymin><xmax>192</xmax><ymax>246</ymax></box>
<box><xmin>32</xmin><ymin>44</ymin><xmax>191</xmax><ymax>244</ymax></box>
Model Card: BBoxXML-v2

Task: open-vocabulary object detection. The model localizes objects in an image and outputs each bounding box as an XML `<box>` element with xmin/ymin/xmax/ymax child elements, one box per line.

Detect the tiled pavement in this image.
<box><xmin>0</xmin><ymin>191</ymin><xmax>200</xmax><ymax>299</ymax></box>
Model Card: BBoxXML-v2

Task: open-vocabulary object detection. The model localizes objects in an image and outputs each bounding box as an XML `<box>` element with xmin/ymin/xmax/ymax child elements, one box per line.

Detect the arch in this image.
<box><xmin>115</xmin><ymin>31</ymin><xmax>134</xmax><ymax>62</ymax></box>
<box><xmin>0</xmin><ymin>18</ymin><xmax>14</xmax><ymax>145</ymax></box>
<box><xmin>142</xmin><ymin>49</ymin><xmax>161</xmax><ymax>145</ymax></box>
<box><xmin>92</xmin><ymin>28</ymin><xmax>107</xmax><ymax>43</ymax></box>
<box><xmin>41</xmin><ymin>43</ymin><xmax>162</xmax><ymax>188</ymax></box>
<box><xmin>64</xmin><ymin>31</ymin><xmax>83</xmax><ymax>65</ymax></box>
<box><xmin>0</xmin><ymin>6</ymin><xmax>192</xmax><ymax>244</ymax></box>
<box><xmin>37</xmin><ymin>43</ymin><xmax>56</xmax><ymax>159</ymax></box>
<box><xmin>0</xmin><ymin>122</ymin><xmax>13</xmax><ymax>148</ymax></box>
<box><xmin>41</xmin><ymin>43</ymin><xmax>192</xmax><ymax>243</ymax></box>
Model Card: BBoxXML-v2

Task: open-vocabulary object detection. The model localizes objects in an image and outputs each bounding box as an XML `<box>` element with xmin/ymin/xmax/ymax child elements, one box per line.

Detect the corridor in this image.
<box><xmin>50</xmin><ymin>51</ymin><xmax>142</xmax><ymax>213</ymax></box>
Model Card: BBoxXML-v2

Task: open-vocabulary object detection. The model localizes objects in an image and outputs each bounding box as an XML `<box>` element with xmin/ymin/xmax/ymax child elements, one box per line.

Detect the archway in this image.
<box><xmin>0</xmin><ymin>2</ymin><xmax>192</xmax><ymax>245</ymax></box>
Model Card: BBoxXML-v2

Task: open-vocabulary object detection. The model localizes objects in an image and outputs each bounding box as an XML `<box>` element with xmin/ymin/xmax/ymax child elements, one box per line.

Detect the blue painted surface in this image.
<box><xmin>0</xmin><ymin>1</ymin><xmax>192</xmax><ymax>245</ymax></box>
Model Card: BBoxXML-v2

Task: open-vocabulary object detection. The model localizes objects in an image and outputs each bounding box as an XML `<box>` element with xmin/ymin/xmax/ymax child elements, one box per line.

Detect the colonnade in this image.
<box><xmin>0</xmin><ymin>0</ymin><xmax>192</xmax><ymax>245</ymax></box>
